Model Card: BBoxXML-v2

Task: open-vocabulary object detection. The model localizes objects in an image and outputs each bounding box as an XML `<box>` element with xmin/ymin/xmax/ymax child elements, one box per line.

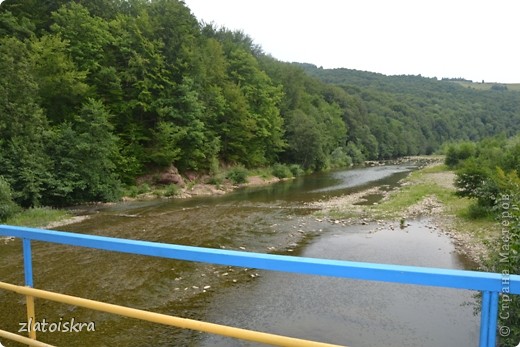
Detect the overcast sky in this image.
<box><xmin>184</xmin><ymin>0</ymin><xmax>519</xmax><ymax>83</ymax></box>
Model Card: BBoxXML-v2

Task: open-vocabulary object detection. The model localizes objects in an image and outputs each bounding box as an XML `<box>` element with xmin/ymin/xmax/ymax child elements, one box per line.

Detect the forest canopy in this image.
<box><xmin>1</xmin><ymin>0</ymin><xmax>520</xmax><ymax>208</ymax></box>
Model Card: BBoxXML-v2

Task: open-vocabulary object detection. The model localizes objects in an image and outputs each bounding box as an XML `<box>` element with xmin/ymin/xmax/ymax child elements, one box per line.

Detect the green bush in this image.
<box><xmin>330</xmin><ymin>147</ymin><xmax>353</xmax><ymax>168</ymax></box>
<box><xmin>345</xmin><ymin>143</ymin><xmax>365</xmax><ymax>165</ymax></box>
<box><xmin>125</xmin><ymin>186</ymin><xmax>139</xmax><ymax>198</ymax></box>
<box><xmin>271</xmin><ymin>163</ymin><xmax>293</xmax><ymax>179</ymax></box>
<box><xmin>465</xmin><ymin>203</ymin><xmax>492</xmax><ymax>219</ymax></box>
<box><xmin>444</xmin><ymin>141</ymin><xmax>476</xmax><ymax>167</ymax></box>
<box><xmin>163</xmin><ymin>184</ymin><xmax>179</xmax><ymax>197</ymax></box>
<box><xmin>226</xmin><ymin>166</ymin><xmax>248</xmax><ymax>184</ymax></box>
<box><xmin>137</xmin><ymin>183</ymin><xmax>151</xmax><ymax>194</ymax></box>
<box><xmin>0</xmin><ymin>177</ymin><xmax>21</xmax><ymax>222</ymax></box>
<box><xmin>207</xmin><ymin>174</ymin><xmax>224</xmax><ymax>186</ymax></box>
<box><xmin>289</xmin><ymin>164</ymin><xmax>305</xmax><ymax>177</ymax></box>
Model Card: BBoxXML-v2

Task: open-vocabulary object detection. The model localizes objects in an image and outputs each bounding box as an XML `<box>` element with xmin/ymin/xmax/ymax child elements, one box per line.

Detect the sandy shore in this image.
<box><xmin>43</xmin><ymin>215</ymin><xmax>92</xmax><ymax>230</ymax></box>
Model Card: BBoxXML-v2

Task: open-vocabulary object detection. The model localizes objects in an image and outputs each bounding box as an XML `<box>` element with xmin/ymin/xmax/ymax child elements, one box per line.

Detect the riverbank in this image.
<box><xmin>310</xmin><ymin>162</ymin><xmax>498</xmax><ymax>268</ymax></box>
<box><xmin>123</xmin><ymin>174</ymin><xmax>286</xmax><ymax>201</ymax></box>
<box><xmin>2</xmin><ymin>174</ymin><xmax>286</xmax><ymax>231</ymax></box>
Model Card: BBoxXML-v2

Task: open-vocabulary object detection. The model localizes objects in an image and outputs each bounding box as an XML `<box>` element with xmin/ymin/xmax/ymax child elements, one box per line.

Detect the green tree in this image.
<box><xmin>284</xmin><ymin>110</ymin><xmax>325</xmax><ymax>170</ymax></box>
<box><xmin>0</xmin><ymin>37</ymin><xmax>51</xmax><ymax>207</ymax></box>
<box><xmin>0</xmin><ymin>176</ymin><xmax>21</xmax><ymax>221</ymax></box>
<box><xmin>28</xmin><ymin>34</ymin><xmax>89</xmax><ymax>122</ymax></box>
<box><xmin>0</xmin><ymin>10</ymin><xmax>35</xmax><ymax>39</ymax></box>
<box><xmin>45</xmin><ymin>99</ymin><xmax>121</xmax><ymax>205</ymax></box>
<box><xmin>222</xmin><ymin>45</ymin><xmax>285</xmax><ymax>166</ymax></box>
<box><xmin>51</xmin><ymin>3</ymin><xmax>114</xmax><ymax>82</ymax></box>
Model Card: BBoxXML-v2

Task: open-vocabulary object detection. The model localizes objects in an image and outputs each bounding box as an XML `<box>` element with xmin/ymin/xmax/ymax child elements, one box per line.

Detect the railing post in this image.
<box><xmin>479</xmin><ymin>291</ymin><xmax>500</xmax><ymax>347</ymax></box>
<box><xmin>22</xmin><ymin>238</ymin><xmax>36</xmax><ymax>341</ymax></box>
<box><xmin>479</xmin><ymin>291</ymin><xmax>490</xmax><ymax>347</ymax></box>
<box><xmin>487</xmin><ymin>291</ymin><xmax>499</xmax><ymax>347</ymax></box>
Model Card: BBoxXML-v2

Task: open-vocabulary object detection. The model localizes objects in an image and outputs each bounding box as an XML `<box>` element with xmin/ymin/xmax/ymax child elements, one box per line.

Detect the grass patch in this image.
<box><xmin>6</xmin><ymin>207</ymin><xmax>71</xmax><ymax>228</ymax></box>
<box><xmin>207</xmin><ymin>174</ymin><xmax>224</xmax><ymax>186</ymax></box>
<box><xmin>371</xmin><ymin>163</ymin><xmax>499</xmax><ymax>240</ymax></box>
<box><xmin>248</xmin><ymin>167</ymin><xmax>274</xmax><ymax>180</ymax></box>
<box><xmin>418</xmin><ymin>163</ymin><xmax>449</xmax><ymax>174</ymax></box>
<box><xmin>373</xmin><ymin>183</ymin><xmax>447</xmax><ymax>217</ymax></box>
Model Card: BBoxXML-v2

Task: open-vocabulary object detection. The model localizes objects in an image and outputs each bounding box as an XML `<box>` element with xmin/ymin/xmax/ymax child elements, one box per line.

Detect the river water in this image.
<box><xmin>0</xmin><ymin>165</ymin><xmax>479</xmax><ymax>346</ymax></box>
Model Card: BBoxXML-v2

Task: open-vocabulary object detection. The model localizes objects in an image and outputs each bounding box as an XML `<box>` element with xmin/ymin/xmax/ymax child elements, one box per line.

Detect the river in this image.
<box><xmin>0</xmin><ymin>164</ymin><xmax>479</xmax><ymax>346</ymax></box>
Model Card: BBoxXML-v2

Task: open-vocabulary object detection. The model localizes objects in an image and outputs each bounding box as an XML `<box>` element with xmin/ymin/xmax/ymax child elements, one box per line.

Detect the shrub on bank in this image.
<box><xmin>272</xmin><ymin>164</ymin><xmax>293</xmax><ymax>179</ymax></box>
<box><xmin>226</xmin><ymin>166</ymin><xmax>248</xmax><ymax>184</ymax></box>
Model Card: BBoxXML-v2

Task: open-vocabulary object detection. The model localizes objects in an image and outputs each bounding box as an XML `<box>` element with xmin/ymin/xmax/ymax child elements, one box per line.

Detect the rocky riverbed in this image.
<box><xmin>308</xmin><ymin>165</ymin><xmax>491</xmax><ymax>268</ymax></box>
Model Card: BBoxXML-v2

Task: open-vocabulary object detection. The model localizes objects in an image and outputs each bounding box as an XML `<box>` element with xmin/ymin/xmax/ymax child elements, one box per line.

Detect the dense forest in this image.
<box><xmin>1</xmin><ymin>0</ymin><xmax>520</xmax><ymax>210</ymax></box>
<box><xmin>301</xmin><ymin>64</ymin><xmax>520</xmax><ymax>158</ymax></box>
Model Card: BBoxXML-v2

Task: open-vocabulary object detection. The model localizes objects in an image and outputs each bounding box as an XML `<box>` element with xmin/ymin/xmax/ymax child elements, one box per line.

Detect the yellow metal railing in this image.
<box><xmin>0</xmin><ymin>281</ymin><xmax>345</xmax><ymax>347</ymax></box>
<box><xmin>0</xmin><ymin>328</ymin><xmax>55</xmax><ymax>347</ymax></box>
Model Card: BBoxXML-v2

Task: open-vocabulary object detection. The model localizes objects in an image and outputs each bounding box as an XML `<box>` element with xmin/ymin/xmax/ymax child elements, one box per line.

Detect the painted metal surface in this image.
<box><xmin>22</xmin><ymin>237</ymin><xmax>37</xmax><ymax>340</ymax></box>
<box><xmin>0</xmin><ymin>328</ymin><xmax>56</xmax><ymax>347</ymax></box>
<box><xmin>0</xmin><ymin>281</ymin><xmax>345</xmax><ymax>347</ymax></box>
<box><xmin>1</xmin><ymin>224</ymin><xmax>519</xmax><ymax>347</ymax></box>
<box><xmin>1</xmin><ymin>225</ymin><xmax>518</xmax><ymax>293</ymax></box>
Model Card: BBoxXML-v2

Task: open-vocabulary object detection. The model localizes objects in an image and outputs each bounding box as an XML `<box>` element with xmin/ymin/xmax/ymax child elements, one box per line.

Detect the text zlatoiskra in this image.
<box><xmin>18</xmin><ymin>318</ymin><xmax>95</xmax><ymax>333</ymax></box>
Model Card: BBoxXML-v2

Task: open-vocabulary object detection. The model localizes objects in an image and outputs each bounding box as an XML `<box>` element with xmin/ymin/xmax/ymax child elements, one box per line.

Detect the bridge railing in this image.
<box><xmin>0</xmin><ymin>225</ymin><xmax>519</xmax><ymax>347</ymax></box>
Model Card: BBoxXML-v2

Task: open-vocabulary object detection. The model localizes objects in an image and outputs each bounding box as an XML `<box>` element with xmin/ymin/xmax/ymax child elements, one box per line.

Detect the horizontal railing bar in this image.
<box><xmin>1</xmin><ymin>225</ymin><xmax>519</xmax><ymax>294</ymax></box>
<box><xmin>0</xmin><ymin>328</ymin><xmax>56</xmax><ymax>347</ymax></box>
<box><xmin>0</xmin><ymin>281</ymin><xmax>346</xmax><ymax>347</ymax></box>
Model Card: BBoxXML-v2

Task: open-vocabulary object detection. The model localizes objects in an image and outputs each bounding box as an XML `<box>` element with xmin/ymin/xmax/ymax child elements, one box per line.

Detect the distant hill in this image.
<box><xmin>296</xmin><ymin>63</ymin><xmax>520</xmax><ymax>157</ymax></box>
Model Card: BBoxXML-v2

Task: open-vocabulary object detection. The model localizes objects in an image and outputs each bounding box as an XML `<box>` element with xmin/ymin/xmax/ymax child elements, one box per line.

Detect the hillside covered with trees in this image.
<box><xmin>1</xmin><ymin>0</ymin><xmax>520</xmax><ymax>210</ymax></box>
<box><xmin>301</xmin><ymin>64</ymin><xmax>520</xmax><ymax>158</ymax></box>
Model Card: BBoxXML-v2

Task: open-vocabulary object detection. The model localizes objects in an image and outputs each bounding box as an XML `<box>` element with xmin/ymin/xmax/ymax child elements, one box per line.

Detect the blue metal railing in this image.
<box><xmin>1</xmin><ymin>224</ymin><xmax>519</xmax><ymax>347</ymax></box>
